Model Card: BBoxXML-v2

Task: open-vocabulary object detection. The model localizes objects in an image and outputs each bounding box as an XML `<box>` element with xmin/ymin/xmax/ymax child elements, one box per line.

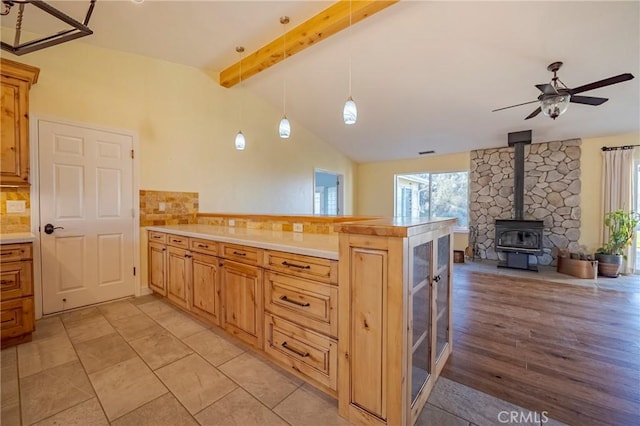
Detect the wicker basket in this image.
<box><xmin>557</xmin><ymin>256</ymin><xmax>598</xmax><ymax>279</ymax></box>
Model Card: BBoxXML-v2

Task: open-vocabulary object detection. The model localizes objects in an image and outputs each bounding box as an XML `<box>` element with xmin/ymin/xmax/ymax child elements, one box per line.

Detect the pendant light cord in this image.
<box><xmin>348</xmin><ymin>0</ymin><xmax>352</xmax><ymax>97</ymax></box>
<box><xmin>282</xmin><ymin>22</ymin><xmax>287</xmax><ymax>115</ymax></box>
<box><xmin>236</xmin><ymin>46</ymin><xmax>244</xmax><ymax>128</ymax></box>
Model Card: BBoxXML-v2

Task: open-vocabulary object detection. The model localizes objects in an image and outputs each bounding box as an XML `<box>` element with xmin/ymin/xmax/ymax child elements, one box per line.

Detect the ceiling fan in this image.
<box><xmin>493</xmin><ymin>61</ymin><xmax>635</xmax><ymax>120</ymax></box>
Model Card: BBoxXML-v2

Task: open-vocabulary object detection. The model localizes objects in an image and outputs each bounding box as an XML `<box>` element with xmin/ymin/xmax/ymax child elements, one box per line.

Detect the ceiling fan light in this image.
<box><xmin>541</xmin><ymin>94</ymin><xmax>571</xmax><ymax>119</ymax></box>
<box><xmin>343</xmin><ymin>97</ymin><xmax>357</xmax><ymax>125</ymax></box>
<box><xmin>279</xmin><ymin>116</ymin><xmax>291</xmax><ymax>139</ymax></box>
<box><xmin>235</xmin><ymin>131</ymin><xmax>246</xmax><ymax>150</ymax></box>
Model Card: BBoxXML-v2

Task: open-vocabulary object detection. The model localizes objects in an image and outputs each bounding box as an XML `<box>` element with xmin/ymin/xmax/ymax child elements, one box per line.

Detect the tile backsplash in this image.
<box><xmin>0</xmin><ymin>187</ymin><xmax>31</xmax><ymax>233</ymax></box>
<box><xmin>139</xmin><ymin>190</ymin><xmax>198</xmax><ymax>227</ymax></box>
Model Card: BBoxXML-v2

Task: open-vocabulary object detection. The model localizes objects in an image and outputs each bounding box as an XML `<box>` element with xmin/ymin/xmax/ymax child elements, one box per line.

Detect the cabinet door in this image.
<box><xmin>190</xmin><ymin>252</ymin><xmax>220</xmax><ymax>325</ymax></box>
<box><xmin>408</xmin><ymin>240</ymin><xmax>433</xmax><ymax>407</ymax></box>
<box><xmin>434</xmin><ymin>233</ymin><xmax>451</xmax><ymax>369</ymax></box>
<box><xmin>221</xmin><ymin>260</ymin><xmax>263</xmax><ymax>348</ymax></box>
<box><xmin>167</xmin><ymin>246</ymin><xmax>189</xmax><ymax>309</ymax></box>
<box><xmin>0</xmin><ymin>75</ymin><xmax>30</xmax><ymax>185</ymax></box>
<box><xmin>148</xmin><ymin>241</ymin><xmax>167</xmax><ymax>296</ymax></box>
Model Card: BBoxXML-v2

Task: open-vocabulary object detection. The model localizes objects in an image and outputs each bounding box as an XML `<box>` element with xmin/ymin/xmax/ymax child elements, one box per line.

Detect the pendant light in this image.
<box><xmin>343</xmin><ymin>0</ymin><xmax>357</xmax><ymax>125</ymax></box>
<box><xmin>279</xmin><ymin>16</ymin><xmax>291</xmax><ymax>139</ymax></box>
<box><xmin>235</xmin><ymin>46</ymin><xmax>246</xmax><ymax>150</ymax></box>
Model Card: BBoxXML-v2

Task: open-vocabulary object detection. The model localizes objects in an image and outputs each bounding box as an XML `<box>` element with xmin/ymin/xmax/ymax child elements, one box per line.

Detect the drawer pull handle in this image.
<box><xmin>279</xmin><ymin>295</ymin><xmax>310</xmax><ymax>307</ymax></box>
<box><xmin>197</xmin><ymin>244</ymin><xmax>209</xmax><ymax>248</ymax></box>
<box><xmin>281</xmin><ymin>341</ymin><xmax>309</xmax><ymax>358</ymax></box>
<box><xmin>232</xmin><ymin>251</ymin><xmax>246</xmax><ymax>256</ymax></box>
<box><xmin>0</xmin><ymin>279</ymin><xmax>12</xmax><ymax>284</ymax></box>
<box><xmin>1</xmin><ymin>252</ymin><xmax>12</xmax><ymax>256</ymax></box>
<box><xmin>281</xmin><ymin>261</ymin><xmax>311</xmax><ymax>270</ymax></box>
<box><xmin>172</xmin><ymin>239</ymin><xmax>183</xmax><ymax>243</ymax></box>
<box><xmin>152</xmin><ymin>235</ymin><xmax>162</xmax><ymax>239</ymax></box>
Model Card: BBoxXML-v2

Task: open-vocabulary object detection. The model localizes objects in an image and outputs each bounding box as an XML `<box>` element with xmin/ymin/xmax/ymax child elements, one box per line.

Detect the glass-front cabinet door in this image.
<box><xmin>409</xmin><ymin>239</ymin><xmax>432</xmax><ymax>407</ymax></box>
<box><xmin>434</xmin><ymin>234</ymin><xmax>451</xmax><ymax>370</ymax></box>
<box><xmin>407</xmin><ymin>228</ymin><xmax>452</xmax><ymax>423</ymax></box>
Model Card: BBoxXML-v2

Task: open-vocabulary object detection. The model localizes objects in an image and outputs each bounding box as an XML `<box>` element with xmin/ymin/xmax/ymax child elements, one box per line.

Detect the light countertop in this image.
<box><xmin>0</xmin><ymin>232</ymin><xmax>36</xmax><ymax>244</ymax></box>
<box><xmin>146</xmin><ymin>224</ymin><xmax>338</xmax><ymax>260</ymax></box>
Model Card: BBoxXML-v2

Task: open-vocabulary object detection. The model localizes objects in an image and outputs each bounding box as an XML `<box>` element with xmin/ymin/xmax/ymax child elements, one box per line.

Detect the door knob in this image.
<box><xmin>44</xmin><ymin>224</ymin><xmax>64</xmax><ymax>234</ymax></box>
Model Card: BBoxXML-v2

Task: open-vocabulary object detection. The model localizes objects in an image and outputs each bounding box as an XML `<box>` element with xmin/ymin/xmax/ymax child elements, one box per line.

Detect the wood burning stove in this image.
<box><xmin>495</xmin><ymin>219</ymin><xmax>544</xmax><ymax>270</ymax></box>
<box><xmin>494</xmin><ymin>130</ymin><xmax>545</xmax><ymax>271</ymax></box>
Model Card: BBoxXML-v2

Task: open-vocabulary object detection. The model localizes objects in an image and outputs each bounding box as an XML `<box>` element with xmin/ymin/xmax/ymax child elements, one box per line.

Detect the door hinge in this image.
<box><xmin>131</xmin><ymin>149</ymin><xmax>134</xmax><ymax>159</ymax></box>
<box><xmin>133</xmin><ymin>267</ymin><xmax>136</xmax><ymax>276</ymax></box>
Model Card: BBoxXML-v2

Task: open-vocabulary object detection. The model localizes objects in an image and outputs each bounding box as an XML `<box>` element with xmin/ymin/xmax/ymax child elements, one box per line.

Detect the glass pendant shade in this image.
<box><xmin>540</xmin><ymin>94</ymin><xmax>571</xmax><ymax>120</ymax></box>
<box><xmin>343</xmin><ymin>97</ymin><xmax>357</xmax><ymax>125</ymax></box>
<box><xmin>235</xmin><ymin>131</ymin><xmax>246</xmax><ymax>150</ymax></box>
<box><xmin>279</xmin><ymin>116</ymin><xmax>291</xmax><ymax>138</ymax></box>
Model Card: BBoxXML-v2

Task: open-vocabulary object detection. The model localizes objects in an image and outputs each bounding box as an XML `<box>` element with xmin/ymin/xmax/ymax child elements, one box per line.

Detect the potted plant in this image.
<box><xmin>595</xmin><ymin>210</ymin><xmax>640</xmax><ymax>277</ymax></box>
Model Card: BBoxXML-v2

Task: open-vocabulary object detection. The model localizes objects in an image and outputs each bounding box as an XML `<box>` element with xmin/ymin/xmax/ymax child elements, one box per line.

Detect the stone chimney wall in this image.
<box><xmin>469</xmin><ymin>139</ymin><xmax>581</xmax><ymax>265</ymax></box>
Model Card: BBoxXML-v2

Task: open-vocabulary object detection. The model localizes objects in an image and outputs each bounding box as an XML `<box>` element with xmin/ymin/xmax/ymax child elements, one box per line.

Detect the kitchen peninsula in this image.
<box><xmin>146</xmin><ymin>215</ymin><xmax>455</xmax><ymax>425</ymax></box>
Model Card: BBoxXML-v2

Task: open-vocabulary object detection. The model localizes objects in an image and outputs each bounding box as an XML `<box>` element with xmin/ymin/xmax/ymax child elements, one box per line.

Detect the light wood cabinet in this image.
<box><xmin>149</xmin><ymin>232</ymin><xmax>221</xmax><ymax>324</ymax></box>
<box><xmin>336</xmin><ymin>218</ymin><xmax>455</xmax><ymax>426</ymax></box>
<box><xmin>1</xmin><ymin>242</ymin><xmax>35</xmax><ymax>348</ymax></box>
<box><xmin>148</xmin><ymin>241</ymin><xmax>167</xmax><ymax>296</ymax></box>
<box><xmin>221</xmin><ymin>259</ymin><xmax>263</xmax><ymax>348</ymax></box>
<box><xmin>166</xmin><ymin>246</ymin><xmax>190</xmax><ymax>309</ymax></box>
<box><xmin>263</xmin><ymin>250</ymin><xmax>339</xmax><ymax>394</ymax></box>
<box><xmin>145</xmin><ymin>230</ymin><xmax>340</xmax><ymax>394</ymax></box>
<box><xmin>1</xmin><ymin>59</ymin><xmax>39</xmax><ymax>186</ymax></box>
<box><xmin>190</xmin><ymin>251</ymin><xmax>220</xmax><ymax>325</ymax></box>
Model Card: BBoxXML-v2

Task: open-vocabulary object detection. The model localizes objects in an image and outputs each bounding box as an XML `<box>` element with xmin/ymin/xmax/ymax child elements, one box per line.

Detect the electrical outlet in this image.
<box><xmin>6</xmin><ymin>200</ymin><xmax>26</xmax><ymax>213</ymax></box>
<box><xmin>293</xmin><ymin>223</ymin><xmax>303</xmax><ymax>233</ymax></box>
<box><xmin>229</xmin><ymin>219</ymin><xmax>235</xmax><ymax>227</ymax></box>
<box><xmin>158</xmin><ymin>202</ymin><xmax>166</xmax><ymax>212</ymax></box>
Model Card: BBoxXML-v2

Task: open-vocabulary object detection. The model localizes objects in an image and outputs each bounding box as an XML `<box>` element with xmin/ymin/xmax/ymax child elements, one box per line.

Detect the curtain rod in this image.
<box><xmin>601</xmin><ymin>144</ymin><xmax>639</xmax><ymax>151</ymax></box>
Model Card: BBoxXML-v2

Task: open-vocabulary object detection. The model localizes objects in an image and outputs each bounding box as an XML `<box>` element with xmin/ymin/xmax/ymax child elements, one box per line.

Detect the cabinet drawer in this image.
<box><xmin>1</xmin><ymin>297</ymin><xmax>34</xmax><ymax>339</ymax></box>
<box><xmin>166</xmin><ymin>234</ymin><xmax>189</xmax><ymax>249</ymax></box>
<box><xmin>190</xmin><ymin>238</ymin><xmax>218</xmax><ymax>256</ymax></box>
<box><xmin>221</xmin><ymin>243</ymin><xmax>261</xmax><ymax>266</ymax></box>
<box><xmin>264</xmin><ymin>251</ymin><xmax>337</xmax><ymax>284</ymax></box>
<box><xmin>264</xmin><ymin>272</ymin><xmax>337</xmax><ymax>338</ymax></box>
<box><xmin>264</xmin><ymin>314</ymin><xmax>337</xmax><ymax>391</ymax></box>
<box><xmin>148</xmin><ymin>231</ymin><xmax>167</xmax><ymax>243</ymax></box>
<box><xmin>0</xmin><ymin>261</ymin><xmax>33</xmax><ymax>300</ymax></box>
<box><xmin>0</xmin><ymin>243</ymin><xmax>32</xmax><ymax>262</ymax></box>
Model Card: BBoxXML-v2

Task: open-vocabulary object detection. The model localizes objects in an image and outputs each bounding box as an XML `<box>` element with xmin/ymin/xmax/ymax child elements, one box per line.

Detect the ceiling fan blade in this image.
<box><xmin>525</xmin><ymin>107</ymin><xmax>542</xmax><ymax>120</ymax></box>
<box><xmin>570</xmin><ymin>95</ymin><xmax>608</xmax><ymax>106</ymax></box>
<box><xmin>492</xmin><ymin>100</ymin><xmax>539</xmax><ymax>112</ymax></box>
<box><xmin>570</xmin><ymin>73</ymin><xmax>634</xmax><ymax>95</ymax></box>
<box><xmin>535</xmin><ymin>84</ymin><xmax>557</xmax><ymax>95</ymax></box>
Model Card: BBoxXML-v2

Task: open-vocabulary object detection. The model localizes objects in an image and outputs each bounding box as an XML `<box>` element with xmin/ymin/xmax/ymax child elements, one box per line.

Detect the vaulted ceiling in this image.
<box><xmin>3</xmin><ymin>0</ymin><xmax>639</xmax><ymax>162</ymax></box>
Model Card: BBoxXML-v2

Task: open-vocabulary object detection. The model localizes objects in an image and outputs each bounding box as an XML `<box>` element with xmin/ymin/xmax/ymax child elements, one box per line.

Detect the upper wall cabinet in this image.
<box><xmin>1</xmin><ymin>59</ymin><xmax>39</xmax><ymax>186</ymax></box>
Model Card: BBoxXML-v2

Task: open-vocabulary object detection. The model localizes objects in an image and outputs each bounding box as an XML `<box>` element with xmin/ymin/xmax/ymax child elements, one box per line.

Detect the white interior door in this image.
<box><xmin>39</xmin><ymin>120</ymin><xmax>134</xmax><ymax>314</ymax></box>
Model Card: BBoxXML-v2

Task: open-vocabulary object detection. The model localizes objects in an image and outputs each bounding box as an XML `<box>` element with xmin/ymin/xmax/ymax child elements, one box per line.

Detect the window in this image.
<box><xmin>395</xmin><ymin>171</ymin><xmax>469</xmax><ymax>231</ymax></box>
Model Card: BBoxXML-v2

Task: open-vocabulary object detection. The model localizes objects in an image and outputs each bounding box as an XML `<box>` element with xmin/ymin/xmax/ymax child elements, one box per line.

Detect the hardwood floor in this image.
<box><xmin>442</xmin><ymin>269</ymin><xmax>640</xmax><ymax>426</ymax></box>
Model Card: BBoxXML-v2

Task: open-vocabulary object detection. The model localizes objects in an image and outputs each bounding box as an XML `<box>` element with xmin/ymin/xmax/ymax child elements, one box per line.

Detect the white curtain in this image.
<box><xmin>601</xmin><ymin>148</ymin><xmax>636</xmax><ymax>274</ymax></box>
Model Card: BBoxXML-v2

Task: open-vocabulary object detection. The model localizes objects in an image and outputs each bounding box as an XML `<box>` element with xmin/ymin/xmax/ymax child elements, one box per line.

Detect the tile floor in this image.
<box><xmin>1</xmin><ymin>295</ymin><xmax>563</xmax><ymax>426</ymax></box>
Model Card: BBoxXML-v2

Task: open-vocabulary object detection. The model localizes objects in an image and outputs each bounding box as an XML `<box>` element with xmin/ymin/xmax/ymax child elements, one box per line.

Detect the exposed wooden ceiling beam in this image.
<box><xmin>218</xmin><ymin>0</ymin><xmax>399</xmax><ymax>88</ymax></box>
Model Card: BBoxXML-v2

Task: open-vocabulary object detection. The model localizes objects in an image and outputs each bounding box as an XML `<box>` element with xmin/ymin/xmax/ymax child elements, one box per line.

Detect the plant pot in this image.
<box><xmin>594</xmin><ymin>253</ymin><xmax>622</xmax><ymax>277</ymax></box>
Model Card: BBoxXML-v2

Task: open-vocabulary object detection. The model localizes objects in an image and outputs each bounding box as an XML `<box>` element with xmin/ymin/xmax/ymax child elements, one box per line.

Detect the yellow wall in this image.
<box><xmin>3</xmin><ymin>42</ymin><xmax>355</xmax><ymax>216</ymax></box>
<box><xmin>356</xmin><ymin>152</ymin><xmax>470</xmax><ymax>250</ymax></box>
<box><xmin>580</xmin><ymin>132</ymin><xmax>640</xmax><ymax>252</ymax></box>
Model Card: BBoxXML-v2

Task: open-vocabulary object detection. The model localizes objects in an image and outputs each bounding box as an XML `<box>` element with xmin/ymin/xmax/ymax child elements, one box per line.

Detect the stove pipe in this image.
<box><xmin>507</xmin><ymin>130</ymin><xmax>532</xmax><ymax>220</ymax></box>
